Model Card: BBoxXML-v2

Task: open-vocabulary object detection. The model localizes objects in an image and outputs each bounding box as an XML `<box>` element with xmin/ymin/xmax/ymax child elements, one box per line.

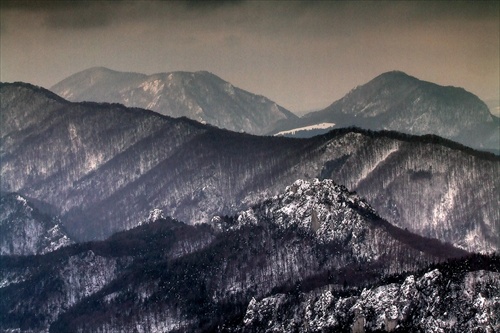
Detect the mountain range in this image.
<box><xmin>1</xmin><ymin>82</ymin><xmax>498</xmax><ymax>254</ymax></box>
<box><xmin>4</xmin><ymin>179</ymin><xmax>496</xmax><ymax>333</ymax></box>
<box><xmin>51</xmin><ymin>69</ymin><xmax>499</xmax><ymax>152</ymax></box>
<box><xmin>50</xmin><ymin>67</ymin><xmax>297</xmax><ymax>135</ymax></box>
<box><xmin>271</xmin><ymin>71</ymin><xmax>499</xmax><ymax>152</ymax></box>
<box><xmin>1</xmin><ymin>70</ymin><xmax>500</xmax><ymax>333</ymax></box>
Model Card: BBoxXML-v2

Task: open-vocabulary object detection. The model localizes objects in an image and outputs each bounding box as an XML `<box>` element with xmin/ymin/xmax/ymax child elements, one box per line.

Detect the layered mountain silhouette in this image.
<box><xmin>2</xmin><ymin>179</ymin><xmax>486</xmax><ymax>333</ymax></box>
<box><xmin>2</xmin><ymin>76</ymin><xmax>499</xmax><ymax>333</ymax></box>
<box><xmin>50</xmin><ymin>67</ymin><xmax>297</xmax><ymax>135</ymax></box>
<box><xmin>1</xmin><ymin>82</ymin><xmax>498</xmax><ymax>253</ymax></box>
<box><xmin>272</xmin><ymin>71</ymin><xmax>499</xmax><ymax>152</ymax></box>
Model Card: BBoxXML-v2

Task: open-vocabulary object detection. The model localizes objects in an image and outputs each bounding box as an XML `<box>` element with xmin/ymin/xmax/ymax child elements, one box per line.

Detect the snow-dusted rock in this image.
<box><xmin>240</xmin><ymin>268</ymin><xmax>500</xmax><ymax>333</ymax></box>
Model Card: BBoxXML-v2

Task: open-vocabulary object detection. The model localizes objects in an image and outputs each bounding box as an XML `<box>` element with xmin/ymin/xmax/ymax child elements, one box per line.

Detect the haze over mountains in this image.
<box><xmin>51</xmin><ymin>68</ymin><xmax>499</xmax><ymax>153</ymax></box>
<box><xmin>51</xmin><ymin>67</ymin><xmax>297</xmax><ymax>135</ymax></box>
<box><xmin>1</xmin><ymin>82</ymin><xmax>498</xmax><ymax>254</ymax></box>
<box><xmin>2</xmin><ymin>0</ymin><xmax>499</xmax><ymax>329</ymax></box>
<box><xmin>273</xmin><ymin>71</ymin><xmax>499</xmax><ymax>152</ymax></box>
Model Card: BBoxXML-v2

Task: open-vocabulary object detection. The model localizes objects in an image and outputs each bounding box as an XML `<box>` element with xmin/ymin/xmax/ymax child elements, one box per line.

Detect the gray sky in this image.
<box><xmin>1</xmin><ymin>1</ymin><xmax>499</xmax><ymax>114</ymax></box>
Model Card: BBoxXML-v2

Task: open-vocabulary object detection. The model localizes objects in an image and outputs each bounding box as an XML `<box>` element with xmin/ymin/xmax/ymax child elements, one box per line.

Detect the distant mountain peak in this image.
<box><xmin>51</xmin><ymin>67</ymin><xmax>297</xmax><ymax>135</ymax></box>
<box><xmin>82</xmin><ymin>66</ymin><xmax>114</xmax><ymax>73</ymax></box>
<box><xmin>274</xmin><ymin>71</ymin><xmax>498</xmax><ymax>151</ymax></box>
<box><xmin>73</xmin><ymin>66</ymin><xmax>141</xmax><ymax>76</ymax></box>
<box><xmin>194</xmin><ymin>70</ymin><xmax>215</xmax><ymax>76</ymax></box>
<box><xmin>64</xmin><ymin>67</ymin><xmax>142</xmax><ymax>82</ymax></box>
<box><xmin>375</xmin><ymin>70</ymin><xmax>413</xmax><ymax>79</ymax></box>
<box><xmin>366</xmin><ymin>70</ymin><xmax>473</xmax><ymax>94</ymax></box>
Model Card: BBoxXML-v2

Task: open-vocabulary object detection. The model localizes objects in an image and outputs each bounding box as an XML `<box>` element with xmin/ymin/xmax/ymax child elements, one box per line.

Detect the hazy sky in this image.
<box><xmin>1</xmin><ymin>1</ymin><xmax>499</xmax><ymax>113</ymax></box>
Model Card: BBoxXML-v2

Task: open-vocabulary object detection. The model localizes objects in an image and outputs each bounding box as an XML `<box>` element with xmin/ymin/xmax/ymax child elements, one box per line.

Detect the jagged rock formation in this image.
<box><xmin>272</xmin><ymin>71</ymin><xmax>499</xmax><ymax>152</ymax></box>
<box><xmin>1</xmin><ymin>82</ymin><xmax>498</xmax><ymax>253</ymax></box>
<box><xmin>0</xmin><ymin>193</ymin><xmax>73</xmax><ymax>255</ymax></box>
<box><xmin>217</xmin><ymin>179</ymin><xmax>466</xmax><ymax>263</ymax></box>
<box><xmin>50</xmin><ymin>67</ymin><xmax>297</xmax><ymax>135</ymax></box>
<box><xmin>238</xmin><ymin>266</ymin><xmax>500</xmax><ymax>332</ymax></box>
<box><xmin>1</xmin><ymin>179</ymin><xmax>480</xmax><ymax>333</ymax></box>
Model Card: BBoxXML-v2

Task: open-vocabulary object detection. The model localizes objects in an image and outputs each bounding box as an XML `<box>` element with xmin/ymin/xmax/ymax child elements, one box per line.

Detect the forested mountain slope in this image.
<box><xmin>1</xmin><ymin>82</ymin><xmax>498</xmax><ymax>253</ymax></box>
<box><xmin>0</xmin><ymin>192</ymin><xmax>73</xmax><ymax>255</ymax></box>
<box><xmin>1</xmin><ymin>179</ymin><xmax>479</xmax><ymax>333</ymax></box>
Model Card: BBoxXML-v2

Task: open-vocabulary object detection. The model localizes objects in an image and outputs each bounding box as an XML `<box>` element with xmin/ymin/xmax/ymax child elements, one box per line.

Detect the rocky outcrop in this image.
<box><xmin>239</xmin><ymin>268</ymin><xmax>500</xmax><ymax>333</ymax></box>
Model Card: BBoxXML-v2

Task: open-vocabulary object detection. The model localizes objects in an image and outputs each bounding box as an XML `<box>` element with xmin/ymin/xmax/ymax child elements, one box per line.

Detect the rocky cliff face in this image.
<box><xmin>1</xmin><ymin>179</ymin><xmax>481</xmax><ymax>333</ymax></box>
<box><xmin>0</xmin><ymin>193</ymin><xmax>73</xmax><ymax>255</ymax></box>
<box><xmin>1</xmin><ymin>83</ymin><xmax>498</xmax><ymax>253</ymax></box>
<box><xmin>50</xmin><ymin>67</ymin><xmax>297</xmax><ymax>135</ymax></box>
<box><xmin>273</xmin><ymin>71</ymin><xmax>499</xmax><ymax>152</ymax></box>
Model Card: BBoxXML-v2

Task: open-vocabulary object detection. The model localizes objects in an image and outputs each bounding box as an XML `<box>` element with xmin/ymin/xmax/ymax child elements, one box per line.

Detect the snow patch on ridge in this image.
<box><xmin>140</xmin><ymin>79</ymin><xmax>165</xmax><ymax>96</ymax></box>
<box><xmin>137</xmin><ymin>209</ymin><xmax>166</xmax><ymax>227</ymax></box>
<box><xmin>432</xmin><ymin>179</ymin><xmax>457</xmax><ymax>227</ymax></box>
<box><xmin>41</xmin><ymin>224</ymin><xmax>73</xmax><ymax>254</ymax></box>
<box><xmin>274</xmin><ymin>123</ymin><xmax>336</xmax><ymax>136</ymax></box>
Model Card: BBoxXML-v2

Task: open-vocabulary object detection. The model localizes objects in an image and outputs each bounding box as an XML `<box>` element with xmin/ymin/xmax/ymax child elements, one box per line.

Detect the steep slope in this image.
<box><xmin>0</xmin><ymin>180</ymin><xmax>472</xmax><ymax>333</ymax></box>
<box><xmin>273</xmin><ymin>71</ymin><xmax>499</xmax><ymax>152</ymax></box>
<box><xmin>1</xmin><ymin>82</ymin><xmax>498</xmax><ymax>253</ymax></box>
<box><xmin>51</xmin><ymin>67</ymin><xmax>297</xmax><ymax>135</ymax></box>
<box><xmin>0</xmin><ymin>193</ymin><xmax>73</xmax><ymax>255</ymax></box>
